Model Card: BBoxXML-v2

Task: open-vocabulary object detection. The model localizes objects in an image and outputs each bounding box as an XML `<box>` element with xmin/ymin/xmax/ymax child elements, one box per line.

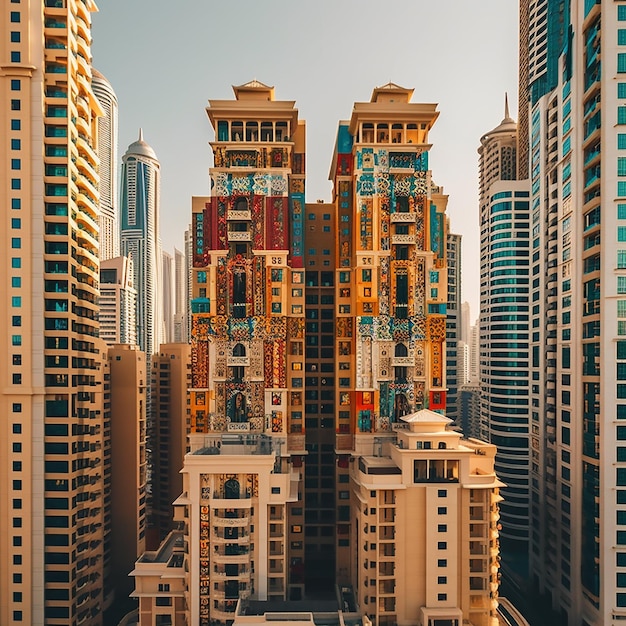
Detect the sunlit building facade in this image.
<box><xmin>523</xmin><ymin>2</ymin><xmax>626</xmax><ymax>623</ymax></box>
<box><xmin>350</xmin><ymin>410</ymin><xmax>503</xmax><ymax>626</ymax></box>
<box><xmin>92</xmin><ymin>68</ymin><xmax>118</xmax><ymax>261</ymax></box>
<box><xmin>0</xmin><ymin>0</ymin><xmax>106</xmax><ymax>622</ymax></box>
<box><xmin>478</xmin><ymin>103</ymin><xmax>530</xmax><ymax>564</ymax></box>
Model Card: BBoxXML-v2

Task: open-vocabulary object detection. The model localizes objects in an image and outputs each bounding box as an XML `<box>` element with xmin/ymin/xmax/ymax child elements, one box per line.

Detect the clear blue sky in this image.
<box><xmin>92</xmin><ymin>0</ymin><xmax>519</xmax><ymax>319</ymax></box>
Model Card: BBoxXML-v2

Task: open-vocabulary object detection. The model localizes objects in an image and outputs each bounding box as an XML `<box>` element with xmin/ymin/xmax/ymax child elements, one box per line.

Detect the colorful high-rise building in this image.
<box><xmin>0</xmin><ymin>0</ymin><xmax>106</xmax><ymax>622</ymax></box>
<box><xmin>185</xmin><ymin>80</ymin><xmax>307</xmax><ymax>622</ymax></box>
<box><xmin>132</xmin><ymin>82</ymin><xmax>503</xmax><ymax>626</ymax></box>
<box><xmin>329</xmin><ymin>82</ymin><xmax>449</xmax><ymax>439</ymax></box>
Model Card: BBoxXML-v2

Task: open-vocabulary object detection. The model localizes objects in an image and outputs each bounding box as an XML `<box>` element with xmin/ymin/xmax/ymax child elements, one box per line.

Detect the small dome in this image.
<box><xmin>124</xmin><ymin>128</ymin><xmax>158</xmax><ymax>161</ymax></box>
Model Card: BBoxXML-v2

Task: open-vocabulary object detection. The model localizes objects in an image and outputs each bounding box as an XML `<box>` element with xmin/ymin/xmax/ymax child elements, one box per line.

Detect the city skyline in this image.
<box><xmin>91</xmin><ymin>0</ymin><xmax>519</xmax><ymax>316</ymax></box>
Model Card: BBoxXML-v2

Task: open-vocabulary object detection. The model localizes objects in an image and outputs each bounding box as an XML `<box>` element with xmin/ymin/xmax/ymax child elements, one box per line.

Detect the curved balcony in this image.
<box><xmin>211</xmin><ymin>532</ymin><xmax>250</xmax><ymax>545</ymax></box>
<box><xmin>211</xmin><ymin>569</ymin><xmax>251</xmax><ymax>580</ymax></box>
<box><xmin>211</xmin><ymin>607</ymin><xmax>238</xmax><ymax>621</ymax></box>
<box><xmin>76</xmin><ymin>134</ymin><xmax>98</xmax><ymax>168</ymax></box>
<box><xmin>212</xmin><ymin>552</ymin><xmax>250</xmax><ymax>565</ymax></box>
<box><xmin>212</xmin><ymin>515</ymin><xmax>249</xmax><ymax>527</ymax></box>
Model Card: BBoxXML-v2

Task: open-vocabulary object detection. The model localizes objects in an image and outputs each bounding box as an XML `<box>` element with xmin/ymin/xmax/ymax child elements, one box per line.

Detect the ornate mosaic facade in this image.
<box><xmin>331</xmin><ymin>83</ymin><xmax>449</xmax><ymax>441</ymax></box>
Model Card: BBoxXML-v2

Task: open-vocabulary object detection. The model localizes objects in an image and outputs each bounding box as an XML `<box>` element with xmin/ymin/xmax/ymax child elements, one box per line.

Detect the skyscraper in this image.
<box><xmin>186</xmin><ymin>80</ymin><xmax>307</xmax><ymax>621</ymax></box>
<box><xmin>173</xmin><ymin>247</ymin><xmax>188</xmax><ymax>343</ymax></box>
<box><xmin>522</xmin><ymin>2</ymin><xmax>626</xmax><ymax>623</ymax></box>
<box><xmin>329</xmin><ymin>84</ymin><xmax>451</xmax><ymax>604</ymax></box>
<box><xmin>446</xmin><ymin>229</ymin><xmax>462</xmax><ymax>425</ymax></box>
<box><xmin>162</xmin><ymin>250</ymin><xmax>174</xmax><ymax>344</ymax></box>
<box><xmin>92</xmin><ymin>69</ymin><xmax>119</xmax><ymax>261</ymax></box>
<box><xmin>120</xmin><ymin>130</ymin><xmax>162</xmax><ymax>357</ymax></box>
<box><xmin>478</xmin><ymin>100</ymin><xmax>530</xmax><ymax>576</ymax></box>
<box><xmin>0</xmin><ymin>0</ymin><xmax>106</xmax><ymax>622</ymax></box>
<box><xmin>133</xmin><ymin>82</ymin><xmax>503</xmax><ymax>626</ymax></box>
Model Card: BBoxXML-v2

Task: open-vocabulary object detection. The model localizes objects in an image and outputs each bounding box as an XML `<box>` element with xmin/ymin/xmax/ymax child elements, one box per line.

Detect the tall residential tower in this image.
<box><xmin>0</xmin><ymin>1</ymin><xmax>106</xmax><ymax>622</ymax></box>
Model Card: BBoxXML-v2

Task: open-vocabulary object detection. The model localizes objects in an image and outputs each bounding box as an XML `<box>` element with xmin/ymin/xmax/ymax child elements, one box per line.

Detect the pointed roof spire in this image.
<box><xmin>124</xmin><ymin>127</ymin><xmax>158</xmax><ymax>161</ymax></box>
<box><xmin>501</xmin><ymin>93</ymin><xmax>514</xmax><ymax>125</ymax></box>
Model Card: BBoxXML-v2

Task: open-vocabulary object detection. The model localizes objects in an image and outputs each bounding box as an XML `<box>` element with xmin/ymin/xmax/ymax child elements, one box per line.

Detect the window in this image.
<box><xmin>438</xmin><ymin>524</ymin><xmax>447</xmax><ymax>532</ymax></box>
<box><xmin>10</xmin><ymin>12</ymin><xmax>20</xmax><ymax>22</ymax></box>
<box><xmin>437</xmin><ymin>507</ymin><xmax>447</xmax><ymax>515</ymax></box>
<box><xmin>437</xmin><ymin>559</ymin><xmax>447</xmax><ymax>567</ymax></box>
<box><xmin>437</xmin><ymin>576</ymin><xmax>447</xmax><ymax>584</ymax></box>
<box><xmin>437</xmin><ymin>593</ymin><xmax>447</xmax><ymax>601</ymax></box>
<box><xmin>437</xmin><ymin>489</ymin><xmax>447</xmax><ymax>498</ymax></box>
<box><xmin>437</xmin><ymin>542</ymin><xmax>447</xmax><ymax>550</ymax></box>
<box><xmin>10</xmin><ymin>31</ymin><xmax>20</xmax><ymax>43</ymax></box>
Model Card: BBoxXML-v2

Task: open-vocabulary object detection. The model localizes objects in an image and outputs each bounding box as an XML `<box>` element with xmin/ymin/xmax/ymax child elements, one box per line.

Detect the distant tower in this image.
<box><xmin>478</xmin><ymin>96</ymin><xmax>530</xmax><ymax>566</ymax></box>
<box><xmin>92</xmin><ymin>69</ymin><xmax>119</xmax><ymax>260</ymax></box>
<box><xmin>120</xmin><ymin>130</ymin><xmax>162</xmax><ymax>357</ymax></box>
<box><xmin>162</xmin><ymin>250</ymin><xmax>174</xmax><ymax>344</ymax></box>
<box><xmin>100</xmin><ymin>256</ymin><xmax>138</xmax><ymax>346</ymax></box>
<box><xmin>173</xmin><ymin>248</ymin><xmax>187</xmax><ymax>343</ymax></box>
<box><xmin>446</xmin><ymin>229</ymin><xmax>462</xmax><ymax>424</ymax></box>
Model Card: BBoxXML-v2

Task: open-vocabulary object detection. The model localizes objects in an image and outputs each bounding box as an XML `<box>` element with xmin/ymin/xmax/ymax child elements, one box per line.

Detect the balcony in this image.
<box><xmin>390</xmin><ymin>212</ymin><xmax>416</xmax><ymax>223</ymax></box>
<box><xmin>227</xmin><ymin>230</ymin><xmax>251</xmax><ymax>242</ymax></box>
<box><xmin>212</xmin><ymin>515</ymin><xmax>249</xmax><ymax>527</ymax></box>
<box><xmin>391</xmin><ymin>234</ymin><xmax>415</xmax><ymax>245</ymax></box>
<box><xmin>212</xmin><ymin>568</ymin><xmax>251</xmax><ymax>580</ymax></box>
<box><xmin>228</xmin><ymin>210</ymin><xmax>252</xmax><ymax>221</ymax></box>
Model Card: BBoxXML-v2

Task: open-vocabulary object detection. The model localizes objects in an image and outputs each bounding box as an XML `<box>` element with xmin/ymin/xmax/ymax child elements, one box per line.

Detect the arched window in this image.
<box><xmin>224</xmin><ymin>479</ymin><xmax>240</xmax><ymax>499</ymax></box>
<box><xmin>233</xmin><ymin>343</ymin><xmax>246</xmax><ymax>357</ymax></box>
<box><xmin>234</xmin><ymin>197</ymin><xmax>248</xmax><ymax>212</ymax></box>
<box><xmin>395</xmin><ymin>343</ymin><xmax>408</xmax><ymax>357</ymax></box>
<box><xmin>393</xmin><ymin>393</ymin><xmax>409</xmax><ymax>421</ymax></box>
<box><xmin>438</xmin><ymin>442</ymin><xmax>447</xmax><ymax>450</ymax></box>
<box><xmin>230</xmin><ymin>392</ymin><xmax>247</xmax><ymax>422</ymax></box>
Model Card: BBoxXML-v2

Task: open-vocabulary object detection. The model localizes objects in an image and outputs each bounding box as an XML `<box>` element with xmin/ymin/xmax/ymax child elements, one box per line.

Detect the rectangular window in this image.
<box><xmin>620</xmin><ymin>107</ymin><xmax>626</xmax><ymax>126</ymax></box>
<box><xmin>619</xmin><ymin>53</ymin><xmax>626</xmax><ymax>73</ymax></box>
<box><xmin>10</xmin><ymin>12</ymin><xmax>20</xmax><ymax>22</ymax></box>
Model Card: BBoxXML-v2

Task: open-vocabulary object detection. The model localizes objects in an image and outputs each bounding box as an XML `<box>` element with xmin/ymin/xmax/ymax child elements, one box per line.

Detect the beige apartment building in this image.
<box><xmin>351</xmin><ymin>410</ymin><xmax>502</xmax><ymax>626</ymax></box>
<box><xmin>150</xmin><ymin>343</ymin><xmax>191</xmax><ymax>545</ymax></box>
<box><xmin>0</xmin><ymin>0</ymin><xmax>106</xmax><ymax>623</ymax></box>
<box><xmin>108</xmin><ymin>344</ymin><xmax>148</xmax><ymax>605</ymax></box>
